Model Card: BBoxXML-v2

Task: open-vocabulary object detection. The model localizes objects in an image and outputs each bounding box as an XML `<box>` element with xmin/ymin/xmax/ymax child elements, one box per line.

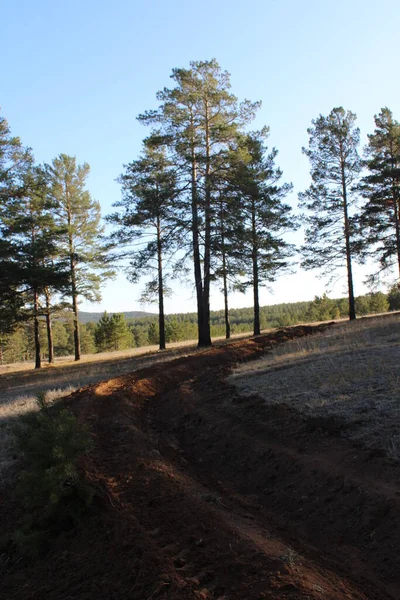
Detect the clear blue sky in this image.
<box><xmin>2</xmin><ymin>0</ymin><xmax>400</xmax><ymax>313</ymax></box>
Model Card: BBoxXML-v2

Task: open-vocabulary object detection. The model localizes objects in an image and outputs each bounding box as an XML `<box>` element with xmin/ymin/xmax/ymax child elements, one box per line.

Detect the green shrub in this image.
<box><xmin>13</xmin><ymin>392</ymin><xmax>94</xmax><ymax>555</ymax></box>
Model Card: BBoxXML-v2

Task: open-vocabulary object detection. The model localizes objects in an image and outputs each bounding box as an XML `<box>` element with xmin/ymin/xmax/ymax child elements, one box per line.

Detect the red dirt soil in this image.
<box><xmin>2</xmin><ymin>324</ymin><xmax>400</xmax><ymax>599</ymax></box>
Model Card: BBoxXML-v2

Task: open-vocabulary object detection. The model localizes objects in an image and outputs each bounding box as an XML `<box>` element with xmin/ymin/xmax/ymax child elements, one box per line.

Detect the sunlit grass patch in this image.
<box><xmin>230</xmin><ymin>315</ymin><xmax>400</xmax><ymax>458</ymax></box>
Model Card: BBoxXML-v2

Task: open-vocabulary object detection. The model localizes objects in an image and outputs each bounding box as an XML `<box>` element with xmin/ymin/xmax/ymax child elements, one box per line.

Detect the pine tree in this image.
<box><xmin>46</xmin><ymin>154</ymin><xmax>113</xmax><ymax>361</ymax></box>
<box><xmin>93</xmin><ymin>312</ymin><xmax>132</xmax><ymax>352</ymax></box>
<box><xmin>359</xmin><ymin>108</ymin><xmax>400</xmax><ymax>283</ymax></box>
<box><xmin>31</xmin><ymin>167</ymin><xmax>72</xmax><ymax>365</ymax></box>
<box><xmin>52</xmin><ymin>320</ymin><xmax>71</xmax><ymax>356</ymax></box>
<box><xmin>229</xmin><ymin>130</ymin><xmax>295</xmax><ymax>335</ymax></box>
<box><xmin>210</xmin><ymin>154</ymin><xmax>248</xmax><ymax>340</ymax></box>
<box><xmin>109</xmin><ymin>313</ymin><xmax>133</xmax><ymax>350</ymax></box>
<box><xmin>0</xmin><ymin>118</ymin><xmax>70</xmax><ymax>368</ymax></box>
<box><xmin>109</xmin><ymin>139</ymin><xmax>179</xmax><ymax>351</ymax></box>
<box><xmin>0</xmin><ymin>111</ymin><xmax>34</xmax><ymax>334</ymax></box>
<box><xmin>299</xmin><ymin>107</ymin><xmax>362</xmax><ymax>321</ymax></box>
<box><xmin>79</xmin><ymin>322</ymin><xmax>96</xmax><ymax>354</ymax></box>
<box><xmin>148</xmin><ymin>321</ymin><xmax>159</xmax><ymax>345</ymax></box>
<box><xmin>139</xmin><ymin>59</ymin><xmax>259</xmax><ymax>347</ymax></box>
<box><xmin>94</xmin><ymin>312</ymin><xmax>113</xmax><ymax>352</ymax></box>
<box><xmin>165</xmin><ymin>319</ymin><xmax>183</xmax><ymax>343</ymax></box>
<box><xmin>20</xmin><ymin>167</ymin><xmax>70</xmax><ymax>368</ymax></box>
<box><xmin>212</xmin><ymin>189</ymin><xmax>237</xmax><ymax>339</ymax></box>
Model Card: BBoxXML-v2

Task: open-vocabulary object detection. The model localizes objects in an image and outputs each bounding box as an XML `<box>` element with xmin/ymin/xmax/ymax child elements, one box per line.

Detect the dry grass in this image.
<box><xmin>0</xmin><ymin>330</ymin><xmax>255</xmax><ymax>376</ymax></box>
<box><xmin>230</xmin><ymin>315</ymin><xmax>400</xmax><ymax>459</ymax></box>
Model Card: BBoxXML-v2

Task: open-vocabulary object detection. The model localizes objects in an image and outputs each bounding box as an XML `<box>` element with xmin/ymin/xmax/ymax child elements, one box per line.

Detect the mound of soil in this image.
<box><xmin>2</xmin><ymin>324</ymin><xmax>400</xmax><ymax>599</ymax></box>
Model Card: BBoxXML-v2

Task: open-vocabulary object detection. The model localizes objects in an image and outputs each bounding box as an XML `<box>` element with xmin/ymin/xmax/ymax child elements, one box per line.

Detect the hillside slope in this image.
<box><xmin>2</xmin><ymin>322</ymin><xmax>399</xmax><ymax>599</ymax></box>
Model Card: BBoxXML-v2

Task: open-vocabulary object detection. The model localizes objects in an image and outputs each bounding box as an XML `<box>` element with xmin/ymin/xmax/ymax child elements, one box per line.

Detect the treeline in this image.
<box><xmin>1</xmin><ymin>290</ymin><xmax>397</xmax><ymax>365</ymax></box>
<box><xmin>2</xmin><ymin>59</ymin><xmax>400</xmax><ymax>368</ymax></box>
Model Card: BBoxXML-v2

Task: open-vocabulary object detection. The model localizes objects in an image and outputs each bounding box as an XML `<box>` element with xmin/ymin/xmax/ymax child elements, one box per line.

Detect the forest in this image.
<box><xmin>0</xmin><ymin>290</ymin><xmax>397</xmax><ymax>365</ymax></box>
<box><xmin>2</xmin><ymin>59</ymin><xmax>400</xmax><ymax>368</ymax></box>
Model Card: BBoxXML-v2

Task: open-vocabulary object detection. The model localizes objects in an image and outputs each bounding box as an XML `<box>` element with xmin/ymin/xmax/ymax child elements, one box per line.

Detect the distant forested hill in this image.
<box><xmin>2</xmin><ymin>291</ymin><xmax>396</xmax><ymax>365</ymax></box>
<box><xmin>79</xmin><ymin>311</ymin><xmax>157</xmax><ymax>324</ymax></box>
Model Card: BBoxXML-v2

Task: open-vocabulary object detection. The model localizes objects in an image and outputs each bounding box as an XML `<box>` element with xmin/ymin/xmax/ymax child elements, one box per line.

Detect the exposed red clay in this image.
<box><xmin>2</xmin><ymin>324</ymin><xmax>399</xmax><ymax>599</ymax></box>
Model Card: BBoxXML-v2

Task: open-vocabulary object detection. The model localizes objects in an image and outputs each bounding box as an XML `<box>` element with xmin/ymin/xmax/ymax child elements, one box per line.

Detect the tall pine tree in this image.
<box><xmin>109</xmin><ymin>138</ymin><xmax>180</xmax><ymax>351</ymax></box>
<box><xmin>229</xmin><ymin>130</ymin><xmax>295</xmax><ymax>336</ymax></box>
<box><xmin>0</xmin><ymin>112</ymin><xmax>33</xmax><ymax>333</ymax></box>
<box><xmin>299</xmin><ymin>107</ymin><xmax>361</xmax><ymax>321</ymax></box>
<box><xmin>46</xmin><ymin>154</ymin><xmax>113</xmax><ymax>361</ymax></box>
<box><xmin>139</xmin><ymin>59</ymin><xmax>259</xmax><ymax>346</ymax></box>
<box><xmin>0</xmin><ymin>114</ymin><xmax>69</xmax><ymax>367</ymax></box>
<box><xmin>359</xmin><ymin>108</ymin><xmax>400</xmax><ymax>283</ymax></box>
<box><xmin>19</xmin><ymin>167</ymin><xmax>70</xmax><ymax>368</ymax></box>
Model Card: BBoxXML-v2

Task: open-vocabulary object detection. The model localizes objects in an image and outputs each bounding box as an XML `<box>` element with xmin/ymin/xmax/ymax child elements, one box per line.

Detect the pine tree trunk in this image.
<box><xmin>251</xmin><ymin>199</ymin><xmax>261</xmax><ymax>335</ymax></box>
<box><xmin>252</xmin><ymin>265</ymin><xmax>261</xmax><ymax>335</ymax></box>
<box><xmin>387</xmin><ymin>142</ymin><xmax>400</xmax><ymax>279</ymax></box>
<box><xmin>71</xmin><ymin>264</ymin><xmax>81</xmax><ymax>361</ymax></box>
<box><xmin>202</xmin><ymin>100</ymin><xmax>212</xmax><ymax>347</ymax></box>
<box><xmin>190</xmin><ymin>126</ymin><xmax>208</xmax><ymax>348</ymax></box>
<box><xmin>341</xmin><ymin>161</ymin><xmax>356</xmax><ymax>321</ymax></box>
<box><xmin>391</xmin><ymin>164</ymin><xmax>400</xmax><ymax>278</ymax></box>
<box><xmin>69</xmin><ymin>234</ymin><xmax>81</xmax><ymax>360</ymax></box>
<box><xmin>395</xmin><ymin>197</ymin><xmax>400</xmax><ymax>278</ymax></box>
<box><xmin>220</xmin><ymin>199</ymin><xmax>230</xmax><ymax>339</ymax></box>
<box><xmin>157</xmin><ymin>215</ymin><xmax>166</xmax><ymax>351</ymax></box>
<box><xmin>223</xmin><ymin>270</ymin><xmax>230</xmax><ymax>340</ymax></box>
<box><xmin>45</xmin><ymin>288</ymin><xmax>54</xmax><ymax>364</ymax></box>
<box><xmin>33</xmin><ymin>289</ymin><xmax>41</xmax><ymax>369</ymax></box>
<box><xmin>72</xmin><ymin>293</ymin><xmax>81</xmax><ymax>360</ymax></box>
<box><xmin>67</xmin><ymin>195</ymin><xmax>81</xmax><ymax>361</ymax></box>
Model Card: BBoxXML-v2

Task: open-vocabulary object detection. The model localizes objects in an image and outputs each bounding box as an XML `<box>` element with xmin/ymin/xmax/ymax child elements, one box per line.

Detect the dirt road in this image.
<box><xmin>2</xmin><ymin>323</ymin><xmax>399</xmax><ymax>599</ymax></box>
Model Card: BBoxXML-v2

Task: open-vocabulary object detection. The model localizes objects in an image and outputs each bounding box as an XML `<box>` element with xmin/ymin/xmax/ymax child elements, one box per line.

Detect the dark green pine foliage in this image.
<box><xmin>139</xmin><ymin>59</ymin><xmax>260</xmax><ymax>347</ymax></box>
<box><xmin>0</xmin><ymin>113</ymin><xmax>70</xmax><ymax>368</ymax></box>
<box><xmin>46</xmin><ymin>155</ymin><xmax>114</xmax><ymax>361</ymax></box>
<box><xmin>93</xmin><ymin>312</ymin><xmax>112</xmax><ymax>352</ymax></box>
<box><xmin>229</xmin><ymin>130</ymin><xmax>295</xmax><ymax>336</ymax></box>
<box><xmin>299</xmin><ymin>107</ymin><xmax>362</xmax><ymax>321</ymax></box>
<box><xmin>359</xmin><ymin>108</ymin><xmax>400</xmax><ymax>283</ymax></box>
<box><xmin>94</xmin><ymin>312</ymin><xmax>133</xmax><ymax>352</ymax></box>
<box><xmin>108</xmin><ymin>313</ymin><xmax>133</xmax><ymax>350</ymax></box>
<box><xmin>0</xmin><ymin>112</ymin><xmax>33</xmax><ymax>333</ymax></box>
<box><xmin>15</xmin><ymin>167</ymin><xmax>70</xmax><ymax>368</ymax></box>
<box><xmin>14</xmin><ymin>392</ymin><xmax>94</xmax><ymax>555</ymax></box>
<box><xmin>109</xmin><ymin>139</ymin><xmax>180</xmax><ymax>351</ymax></box>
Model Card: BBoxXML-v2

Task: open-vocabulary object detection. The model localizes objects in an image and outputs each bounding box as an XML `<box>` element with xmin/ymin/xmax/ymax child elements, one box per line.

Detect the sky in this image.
<box><xmin>1</xmin><ymin>0</ymin><xmax>400</xmax><ymax>314</ymax></box>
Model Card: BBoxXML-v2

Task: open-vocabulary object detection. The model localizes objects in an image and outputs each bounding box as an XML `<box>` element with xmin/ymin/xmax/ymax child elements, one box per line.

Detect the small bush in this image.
<box><xmin>13</xmin><ymin>392</ymin><xmax>94</xmax><ymax>555</ymax></box>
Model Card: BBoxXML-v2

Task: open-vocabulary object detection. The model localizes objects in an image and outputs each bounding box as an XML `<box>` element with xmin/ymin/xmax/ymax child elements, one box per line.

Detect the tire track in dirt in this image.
<box><xmin>2</xmin><ymin>323</ymin><xmax>398</xmax><ymax>599</ymax></box>
<box><xmin>149</xmin><ymin>375</ymin><xmax>399</xmax><ymax>598</ymax></box>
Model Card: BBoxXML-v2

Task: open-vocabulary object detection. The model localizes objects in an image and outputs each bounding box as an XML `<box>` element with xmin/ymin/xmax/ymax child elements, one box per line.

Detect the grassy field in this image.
<box><xmin>230</xmin><ymin>313</ymin><xmax>400</xmax><ymax>459</ymax></box>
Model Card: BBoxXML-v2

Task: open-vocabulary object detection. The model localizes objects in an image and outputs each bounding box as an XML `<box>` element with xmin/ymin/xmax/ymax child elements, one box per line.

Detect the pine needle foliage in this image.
<box><xmin>13</xmin><ymin>392</ymin><xmax>94</xmax><ymax>554</ymax></box>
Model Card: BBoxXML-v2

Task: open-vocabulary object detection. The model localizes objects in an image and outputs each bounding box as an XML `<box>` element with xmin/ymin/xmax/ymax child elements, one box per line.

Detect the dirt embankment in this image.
<box><xmin>2</xmin><ymin>323</ymin><xmax>400</xmax><ymax>600</ymax></box>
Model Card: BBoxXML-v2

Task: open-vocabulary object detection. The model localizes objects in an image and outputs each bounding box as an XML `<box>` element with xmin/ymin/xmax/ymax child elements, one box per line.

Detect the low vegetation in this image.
<box><xmin>231</xmin><ymin>314</ymin><xmax>400</xmax><ymax>459</ymax></box>
<box><xmin>0</xmin><ymin>386</ymin><xmax>77</xmax><ymax>482</ymax></box>
<box><xmin>5</xmin><ymin>392</ymin><xmax>93</xmax><ymax>557</ymax></box>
